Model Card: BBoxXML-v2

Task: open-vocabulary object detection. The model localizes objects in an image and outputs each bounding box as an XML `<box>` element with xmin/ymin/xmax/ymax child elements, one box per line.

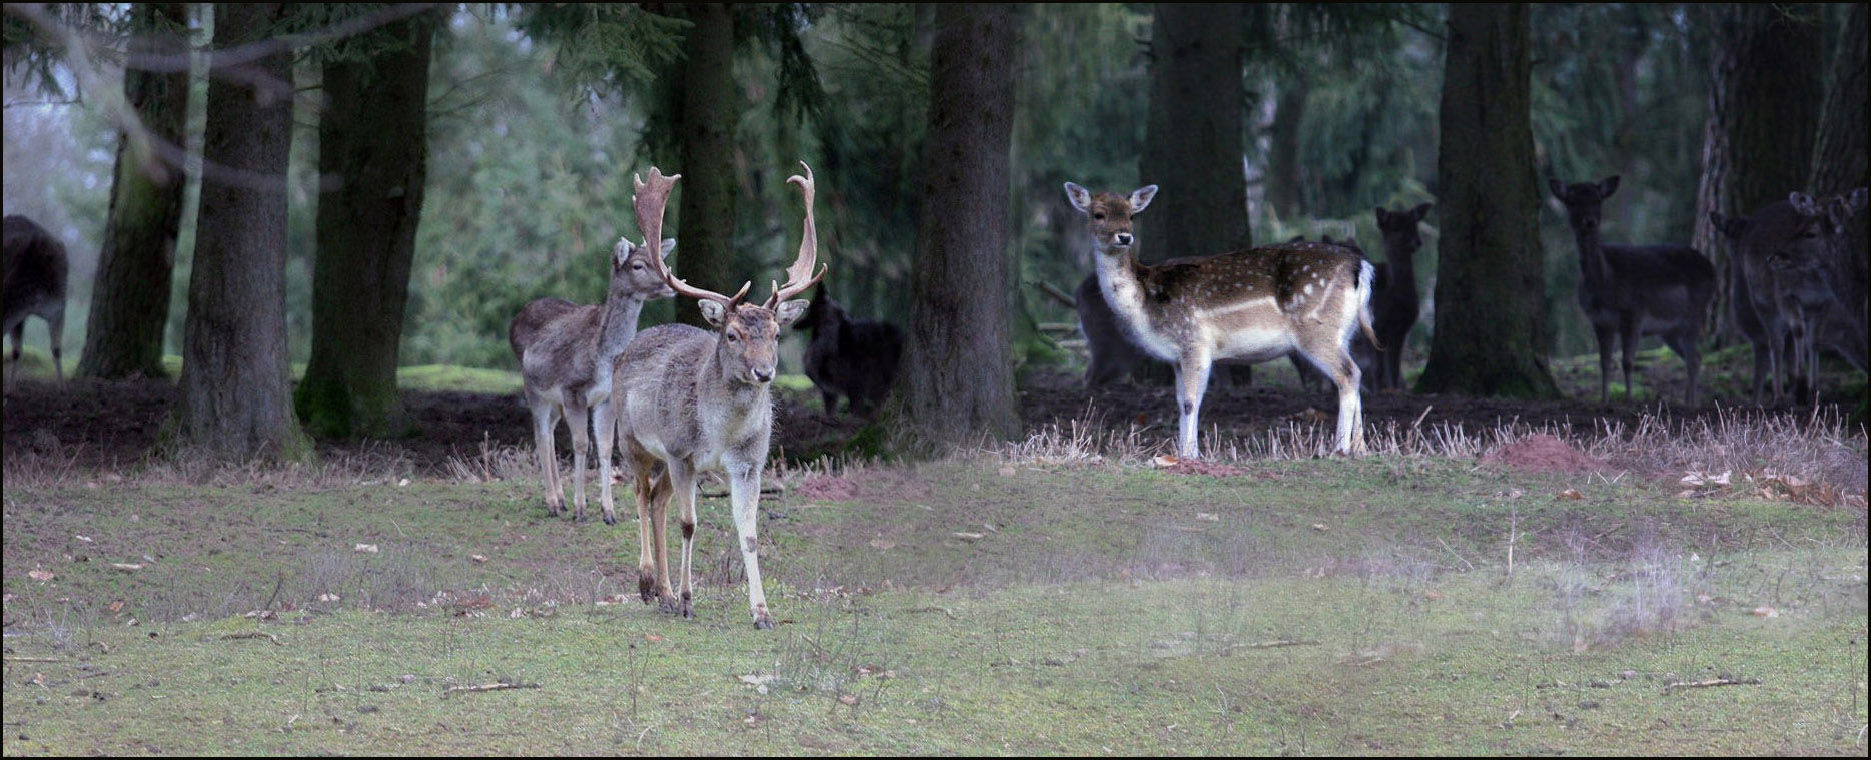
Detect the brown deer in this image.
<box><xmin>1716</xmin><ymin>188</ymin><xmax>1868</xmax><ymax>403</ymax></box>
<box><xmin>507</xmin><ymin>172</ymin><xmax>677</xmax><ymax>523</ymax></box>
<box><xmin>611</xmin><ymin>162</ymin><xmax>826</xmax><ymax>629</ymax></box>
<box><xmin>1367</xmin><ymin>203</ymin><xmax>1433</xmax><ymax>391</ymax></box>
<box><xmin>3</xmin><ymin>215</ymin><xmax>69</xmax><ymax>383</ymax></box>
<box><xmin>1064</xmin><ymin>182</ymin><xmax>1376</xmax><ymax>459</ymax></box>
<box><xmin>1549</xmin><ymin>176</ymin><xmax>1715</xmax><ymax>406</ymax></box>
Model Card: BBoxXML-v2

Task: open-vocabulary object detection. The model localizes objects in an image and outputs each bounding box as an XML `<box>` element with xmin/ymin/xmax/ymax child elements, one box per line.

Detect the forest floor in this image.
<box><xmin>3</xmin><ymin>346</ymin><xmax>1866</xmax><ymax>755</ymax></box>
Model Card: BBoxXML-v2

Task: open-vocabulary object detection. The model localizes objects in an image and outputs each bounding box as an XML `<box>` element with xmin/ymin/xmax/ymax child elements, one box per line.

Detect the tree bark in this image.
<box><xmin>77</xmin><ymin>3</ymin><xmax>190</xmax><ymax>380</ymax></box>
<box><xmin>1266</xmin><ymin>78</ymin><xmax>1310</xmax><ymax>223</ymax></box>
<box><xmin>294</xmin><ymin>12</ymin><xmax>436</xmax><ymax>440</ymax></box>
<box><xmin>1415</xmin><ymin>3</ymin><xmax>1559</xmax><ymax>399</ymax></box>
<box><xmin>1693</xmin><ymin>3</ymin><xmax>1825</xmax><ymax>342</ymax></box>
<box><xmin>165</xmin><ymin>3</ymin><xmax>309</xmax><ymax>462</ymax></box>
<box><xmin>1808</xmin><ymin>1</ymin><xmax>1867</xmax><ymax>365</ymax></box>
<box><xmin>670</xmin><ymin>3</ymin><xmax>741</xmax><ymax>328</ymax></box>
<box><xmin>1139</xmin><ymin>3</ymin><xmax>1249</xmax><ymax>263</ymax></box>
<box><xmin>893</xmin><ymin>3</ymin><xmax>1020</xmax><ymax>451</ymax></box>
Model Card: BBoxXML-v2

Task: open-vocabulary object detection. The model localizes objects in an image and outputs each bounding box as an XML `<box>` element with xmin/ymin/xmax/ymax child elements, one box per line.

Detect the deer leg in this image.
<box><xmin>1298</xmin><ymin>339</ymin><xmax>1365</xmax><ymax>456</ymax></box>
<box><xmin>1173</xmin><ymin>353</ymin><xmax>1213</xmax><ymax>459</ymax></box>
<box><xmin>667</xmin><ymin>460</ymin><xmax>699</xmax><ymax>619</ymax></box>
<box><xmin>564</xmin><ymin>396</ymin><xmax>592</xmax><ymax>522</ymax></box>
<box><xmin>530</xmin><ymin>402</ymin><xmax>564</xmax><ymax>517</ymax></box>
<box><xmin>1618</xmin><ymin>314</ymin><xmax>1639</xmax><ymax>402</ymax></box>
<box><xmin>594</xmin><ymin>399</ymin><xmax>617</xmax><ymax>525</ymax></box>
<box><xmin>727</xmin><ymin>459</ymin><xmax>773</xmax><ymax>629</ymax></box>
<box><xmin>633</xmin><ymin>458</ymin><xmax>658</xmax><ymax>603</ymax></box>
<box><xmin>1591</xmin><ymin>324</ymin><xmax>1615</xmax><ymax>403</ymax></box>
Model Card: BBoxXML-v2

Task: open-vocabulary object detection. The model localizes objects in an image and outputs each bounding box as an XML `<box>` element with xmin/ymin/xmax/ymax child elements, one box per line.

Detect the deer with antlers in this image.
<box><xmin>610</xmin><ymin>162</ymin><xmax>826</xmax><ymax>629</ymax></box>
<box><xmin>1064</xmin><ymin>182</ymin><xmax>1376</xmax><ymax>459</ymax></box>
<box><xmin>508</xmin><ymin>171</ymin><xmax>677</xmax><ymax>523</ymax></box>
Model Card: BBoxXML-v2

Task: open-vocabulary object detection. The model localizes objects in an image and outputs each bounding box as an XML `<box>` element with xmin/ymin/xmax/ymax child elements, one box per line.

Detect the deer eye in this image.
<box><xmin>1092</xmin><ymin>213</ymin><xmax>1106</xmax><ymax>221</ymax></box>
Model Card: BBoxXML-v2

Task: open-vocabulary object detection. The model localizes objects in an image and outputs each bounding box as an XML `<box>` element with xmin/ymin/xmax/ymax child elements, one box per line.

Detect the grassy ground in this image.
<box><xmin>5</xmin><ymin>440</ymin><xmax>1866</xmax><ymax>755</ymax></box>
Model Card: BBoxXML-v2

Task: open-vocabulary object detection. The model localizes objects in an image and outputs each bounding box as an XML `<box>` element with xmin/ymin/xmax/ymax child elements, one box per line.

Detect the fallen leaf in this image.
<box><xmin>355</xmin><ymin>543</ymin><xmax>379</xmax><ymax>554</ymax></box>
<box><xmin>28</xmin><ymin>570</ymin><xmax>54</xmax><ymax>582</ymax></box>
<box><xmin>470</xmin><ymin>555</ymin><xmax>488</xmax><ymax>563</ymax></box>
<box><xmin>867</xmin><ymin>538</ymin><xmax>896</xmax><ymax>550</ymax></box>
<box><xmin>1195</xmin><ymin>513</ymin><xmax>1220</xmax><ymax>522</ymax></box>
<box><xmin>952</xmin><ymin>532</ymin><xmax>985</xmax><ymax>541</ymax></box>
<box><xmin>1556</xmin><ymin>489</ymin><xmax>1583</xmax><ymax>500</ymax></box>
<box><xmin>1751</xmin><ymin>606</ymin><xmax>1778</xmax><ymax>618</ymax></box>
<box><xmin>644</xmin><ymin>633</ymin><xmax>664</xmax><ymax>643</ymax></box>
<box><xmin>108</xmin><ymin>601</ymin><xmax>125</xmax><ymax>612</ymax></box>
<box><xmin>110</xmin><ymin>563</ymin><xmax>144</xmax><ymax>571</ymax></box>
<box><xmin>996</xmin><ymin>465</ymin><xmax>1016</xmax><ymax>477</ymax></box>
<box><xmin>1152</xmin><ymin>454</ymin><xmax>1180</xmax><ymax>468</ymax></box>
<box><xmin>839</xmin><ymin>694</ymin><xmax>857</xmax><ymax>705</ymax></box>
<box><xmin>317</xmin><ymin>593</ymin><xmax>341</xmax><ymax>603</ymax></box>
<box><xmin>1310</xmin><ymin>523</ymin><xmax>1328</xmax><ymax>532</ymax></box>
<box><xmin>75</xmin><ymin>535</ymin><xmax>93</xmax><ymax>543</ymax></box>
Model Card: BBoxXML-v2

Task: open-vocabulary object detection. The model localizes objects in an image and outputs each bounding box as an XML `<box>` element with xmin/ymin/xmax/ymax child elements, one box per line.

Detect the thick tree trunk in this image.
<box><xmin>1693</xmin><ymin>3</ymin><xmax>1825</xmax><ymax>343</ymax></box>
<box><xmin>1139</xmin><ymin>3</ymin><xmax>1249</xmax><ymax>263</ymax></box>
<box><xmin>77</xmin><ymin>3</ymin><xmax>190</xmax><ymax>380</ymax></box>
<box><xmin>294</xmin><ymin>12</ymin><xmax>435</xmax><ymax>440</ymax></box>
<box><xmin>894</xmin><ymin>3</ymin><xmax>1020</xmax><ymax>451</ymax></box>
<box><xmin>1808</xmin><ymin>2</ymin><xmax>1867</xmax><ymax>367</ymax></box>
<box><xmin>670</xmin><ymin>3</ymin><xmax>740</xmax><ymax>328</ymax></box>
<box><xmin>1266</xmin><ymin>78</ymin><xmax>1310</xmax><ymax>223</ymax></box>
<box><xmin>166</xmin><ymin>3</ymin><xmax>309</xmax><ymax>462</ymax></box>
<box><xmin>1415</xmin><ymin>3</ymin><xmax>1559</xmax><ymax>399</ymax></box>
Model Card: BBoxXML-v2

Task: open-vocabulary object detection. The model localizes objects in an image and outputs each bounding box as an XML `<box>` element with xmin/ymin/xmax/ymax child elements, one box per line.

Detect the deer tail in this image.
<box><xmin>1355</xmin><ymin>259</ymin><xmax>1380</xmax><ymax>351</ymax></box>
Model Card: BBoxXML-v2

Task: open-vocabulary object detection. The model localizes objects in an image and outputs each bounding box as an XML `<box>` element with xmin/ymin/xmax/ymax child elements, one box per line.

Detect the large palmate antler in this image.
<box><xmin>638</xmin><ymin>167</ymin><xmax>752</xmax><ymax>309</ymax></box>
<box><xmin>765</xmin><ymin>161</ymin><xmax>829</xmax><ymax>309</ymax></box>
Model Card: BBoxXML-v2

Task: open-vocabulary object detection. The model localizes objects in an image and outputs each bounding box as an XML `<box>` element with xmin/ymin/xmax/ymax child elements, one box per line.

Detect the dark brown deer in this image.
<box><xmin>1549</xmin><ymin>176</ymin><xmax>1715</xmax><ymax>406</ymax></box>
<box><xmin>1064</xmin><ymin>181</ymin><xmax>1375</xmax><ymax>459</ymax></box>
<box><xmin>800</xmin><ymin>282</ymin><xmax>903</xmax><ymax>417</ymax></box>
<box><xmin>612</xmin><ymin>162</ymin><xmax>825</xmax><ymax>629</ymax></box>
<box><xmin>1366</xmin><ymin>203</ymin><xmax>1433</xmax><ymax>391</ymax></box>
<box><xmin>508</xmin><ymin>172</ymin><xmax>677</xmax><ymax>523</ymax></box>
<box><xmin>3</xmin><ymin>215</ymin><xmax>69</xmax><ymax>383</ymax></box>
<box><xmin>1716</xmin><ymin>188</ymin><xmax>1868</xmax><ymax>403</ymax></box>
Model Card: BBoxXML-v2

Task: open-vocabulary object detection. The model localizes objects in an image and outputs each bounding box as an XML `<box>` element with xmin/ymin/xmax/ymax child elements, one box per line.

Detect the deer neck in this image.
<box><xmin>1092</xmin><ymin>246</ymin><xmax>1179</xmax><ymax>361</ymax></box>
<box><xmin>595</xmin><ymin>291</ymin><xmax>648</xmax><ymax>363</ymax></box>
<box><xmin>1570</xmin><ymin>225</ymin><xmax>1612</xmax><ymax>287</ymax></box>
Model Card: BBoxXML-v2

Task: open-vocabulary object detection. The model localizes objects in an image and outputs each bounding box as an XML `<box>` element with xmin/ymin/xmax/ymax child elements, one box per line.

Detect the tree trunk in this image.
<box><xmin>1266</xmin><ymin>77</ymin><xmax>1310</xmax><ymax>223</ymax></box>
<box><xmin>165</xmin><ymin>3</ymin><xmax>309</xmax><ymax>462</ymax></box>
<box><xmin>1808</xmin><ymin>1</ymin><xmax>1867</xmax><ymax>365</ymax></box>
<box><xmin>77</xmin><ymin>3</ymin><xmax>190</xmax><ymax>380</ymax></box>
<box><xmin>670</xmin><ymin>3</ymin><xmax>740</xmax><ymax>328</ymax></box>
<box><xmin>294</xmin><ymin>12</ymin><xmax>436</xmax><ymax>440</ymax></box>
<box><xmin>1693</xmin><ymin>3</ymin><xmax>1825</xmax><ymax>342</ymax></box>
<box><xmin>893</xmin><ymin>2</ymin><xmax>1020</xmax><ymax>451</ymax></box>
<box><xmin>1415</xmin><ymin>3</ymin><xmax>1559</xmax><ymax>399</ymax></box>
<box><xmin>1139</xmin><ymin>2</ymin><xmax>1249</xmax><ymax>263</ymax></box>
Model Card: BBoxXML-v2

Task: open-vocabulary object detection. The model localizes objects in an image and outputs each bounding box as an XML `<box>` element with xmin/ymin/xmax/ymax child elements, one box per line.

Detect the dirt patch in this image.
<box><xmin>1157</xmin><ymin>459</ymin><xmax>1250</xmax><ymax>477</ymax></box>
<box><xmin>795</xmin><ymin>474</ymin><xmax>861</xmax><ymax>501</ymax></box>
<box><xmin>1480</xmin><ymin>433</ymin><xmax>1607</xmax><ymax>475</ymax></box>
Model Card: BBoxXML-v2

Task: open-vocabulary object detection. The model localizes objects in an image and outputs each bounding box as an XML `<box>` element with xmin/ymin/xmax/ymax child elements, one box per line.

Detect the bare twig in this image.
<box><xmin>1032</xmin><ymin>281</ymin><xmax>1079</xmax><ymax>310</ymax></box>
<box><xmin>2</xmin><ymin>656</ymin><xmax>66</xmax><ymax>663</ymax></box>
<box><xmin>1664</xmin><ymin>677</ymin><xmax>1761</xmax><ymax>693</ymax></box>
<box><xmin>442</xmin><ymin>681</ymin><xmax>542</xmax><ymax>698</ymax></box>
<box><xmin>905</xmin><ymin>606</ymin><xmax>958</xmax><ymax>619</ymax></box>
<box><xmin>220</xmin><ymin>631</ymin><xmax>282</xmax><ymax>646</ymax></box>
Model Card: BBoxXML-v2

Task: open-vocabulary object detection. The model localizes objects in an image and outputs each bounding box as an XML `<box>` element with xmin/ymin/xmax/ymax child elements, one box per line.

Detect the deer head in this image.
<box><xmin>1063</xmin><ymin>182</ymin><xmax>1158</xmax><ymax>255</ymax></box>
<box><xmin>648</xmin><ymin>162</ymin><xmax>826</xmax><ymax>386</ymax></box>
<box><xmin>1550</xmin><ymin>175</ymin><xmax>1620</xmax><ymax>234</ymax></box>
<box><xmin>1375</xmin><ymin>202</ymin><xmax>1433</xmax><ymax>260</ymax></box>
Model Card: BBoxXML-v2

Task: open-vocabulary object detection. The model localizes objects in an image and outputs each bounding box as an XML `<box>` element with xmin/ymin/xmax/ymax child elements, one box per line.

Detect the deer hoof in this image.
<box><xmin>638</xmin><ymin>576</ymin><xmax>656</xmax><ymax>604</ymax></box>
<box><xmin>603</xmin><ymin>512</ymin><xmax>617</xmax><ymax>526</ymax></box>
<box><xmin>753</xmin><ymin>616</ymin><xmax>773</xmax><ymax>630</ymax></box>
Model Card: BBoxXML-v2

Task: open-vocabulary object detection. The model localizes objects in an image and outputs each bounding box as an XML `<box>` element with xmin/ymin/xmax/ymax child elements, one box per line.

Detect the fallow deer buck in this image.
<box><xmin>1064</xmin><ymin>182</ymin><xmax>1376</xmax><ymax>459</ymax></box>
<box><xmin>611</xmin><ymin>161</ymin><xmax>826</xmax><ymax>629</ymax></box>
<box><xmin>1714</xmin><ymin>188</ymin><xmax>1868</xmax><ymax>404</ymax></box>
<box><xmin>1550</xmin><ymin>176</ymin><xmax>1715</xmax><ymax>406</ymax></box>
<box><xmin>508</xmin><ymin>170</ymin><xmax>677</xmax><ymax>523</ymax></box>
<box><xmin>3</xmin><ymin>214</ymin><xmax>69</xmax><ymax>384</ymax></box>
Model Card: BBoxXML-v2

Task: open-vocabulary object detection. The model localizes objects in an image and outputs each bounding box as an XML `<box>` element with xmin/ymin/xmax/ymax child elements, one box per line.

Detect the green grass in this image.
<box><xmin>4</xmin><ymin>453</ymin><xmax>1865</xmax><ymax>755</ymax></box>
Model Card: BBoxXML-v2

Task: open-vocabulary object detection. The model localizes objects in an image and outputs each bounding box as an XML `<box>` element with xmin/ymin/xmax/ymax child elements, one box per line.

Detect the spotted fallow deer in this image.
<box><xmin>1063</xmin><ymin>182</ymin><xmax>1376</xmax><ymax>459</ymax></box>
<box><xmin>611</xmin><ymin>162</ymin><xmax>826</xmax><ymax>629</ymax></box>
<box><xmin>508</xmin><ymin>170</ymin><xmax>677</xmax><ymax>523</ymax></box>
<box><xmin>3</xmin><ymin>214</ymin><xmax>69</xmax><ymax>383</ymax></box>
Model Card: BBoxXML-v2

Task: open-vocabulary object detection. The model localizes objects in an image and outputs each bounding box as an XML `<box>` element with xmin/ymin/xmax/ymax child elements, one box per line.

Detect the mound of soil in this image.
<box><xmin>1479</xmin><ymin>433</ymin><xmax>1607</xmax><ymax>475</ymax></box>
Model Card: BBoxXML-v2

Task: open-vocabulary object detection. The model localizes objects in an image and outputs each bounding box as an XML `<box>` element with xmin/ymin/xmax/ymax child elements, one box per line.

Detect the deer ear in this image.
<box><xmin>659</xmin><ymin>238</ymin><xmax>677</xmax><ymax>259</ymax></box>
<box><xmin>1548</xmin><ymin>178</ymin><xmax>1566</xmax><ymax>200</ymax></box>
<box><xmin>1789</xmin><ymin>192</ymin><xmax>1820</xmax><ymax>217</ymax></box>
<box><xmin>1599</xmin><ymin>176</ymin><xmax>1620</xmax><ymax>198</ymax></box>
<box><xmin>698</xmin><ymin>299</ymin><xmax>729</xmax><ymax>327</ymax></box>
<box><xmin>1129</xmin><ymin>185</ymin><xmax>1158</xmax><ymax>214</ymax></box>
<box><xmin>1850</xmin><ymin>187</ymin><xmax>1868</xmax><ymax>215</ymax></box>
<box><xmin>774</xmin><ymin>299</ymin><xmax>810</xmax><ymax>329</ymax></box>
<box><xmin>1063</xmin><ymin>182</ymin><xmax>1092</xmax><ymax>213</ymax></box>
<box><xmin>1374</xmin><ymin>207</ymin><xmax>1390</xmax><ymax>225</ymax></box>
<box><xmin>1411</xmin><ymin>202</ymin><xmax>1433</xmax><ymax>221</ymax></box>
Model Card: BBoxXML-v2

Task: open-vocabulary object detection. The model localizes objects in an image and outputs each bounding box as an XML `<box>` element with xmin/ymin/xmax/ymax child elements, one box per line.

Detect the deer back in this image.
<box><xmin>3</xmin><ymin>215</ymin><xmax>69</xmax><ymax>323</ymax></box>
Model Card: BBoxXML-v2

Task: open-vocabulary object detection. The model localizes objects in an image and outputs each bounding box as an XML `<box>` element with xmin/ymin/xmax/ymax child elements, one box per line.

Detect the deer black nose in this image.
<box><xmin>753</xmin><ymin>369</ymin><xmax>773</xmax><ymax>383</ymax></box>
<box><xmin>1114</xmin><ymin>232</ymin><xmax>1133</xmax><ymax>246</ymax></box>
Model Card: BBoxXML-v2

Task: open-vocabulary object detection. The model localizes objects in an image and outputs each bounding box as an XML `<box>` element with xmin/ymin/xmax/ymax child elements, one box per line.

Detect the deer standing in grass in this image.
<box><xmin>507</xmin><ymin>173</ymin><xmax>677</xmax><ymax>523</ymax></box>
<box><xmin>1713</xmin><ymin>188</ymin><xmax>1869</xmax><ymax>403</ymax></box>
<box><xmin>612</xmin><ymin>162</ymin><xmax>826</xmax><ymax>629</ymax></box>
<box><xmin>1064</xmin><ymin>182</ymin><xmax>1375</xmax><ymax>459</ymax></box>
<box><xmin>1550</xmin><ymin>176</ymin><xmax>1714</xmax><ymax>406</ymax></box>
<box><xmin>3</xmin><ymin>215</ymin><xmax>69</xmax><ymax>384</ymax></box>
<box><xmin>1366</xmin><ymin>203</ymin><xmax>1432</xmax><ymax>391</ymax></box>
